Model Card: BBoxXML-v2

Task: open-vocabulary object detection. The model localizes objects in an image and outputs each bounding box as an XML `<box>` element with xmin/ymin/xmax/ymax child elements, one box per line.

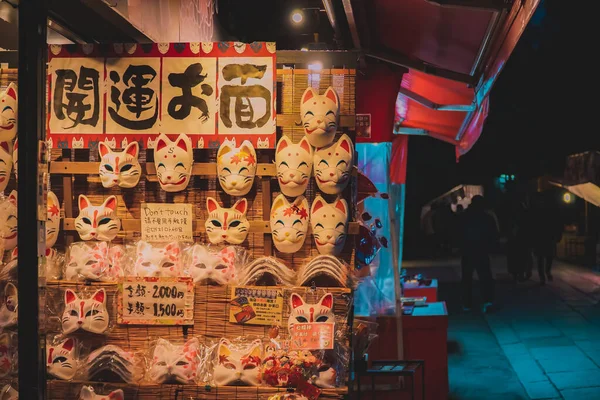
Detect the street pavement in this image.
<box><xmin>403</xmin><ymin>256</ymin><xmax>600</xmax><ymax>400</ymax></box>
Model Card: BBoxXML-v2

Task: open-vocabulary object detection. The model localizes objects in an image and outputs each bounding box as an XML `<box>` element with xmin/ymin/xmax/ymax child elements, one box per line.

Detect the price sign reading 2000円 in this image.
<box><xmin>117</xmin><ymin>277</ymin><xmax>194</xmax><ymax>325</ymax></box>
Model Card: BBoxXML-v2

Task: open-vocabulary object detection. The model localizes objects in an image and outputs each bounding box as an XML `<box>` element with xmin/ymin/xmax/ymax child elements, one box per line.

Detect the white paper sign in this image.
<box><xmin>118</xmin><ymin>277</ymin><xmax>194</xmax><ymax>325</ymax></box>
<box><xmin>141</xmin><ymin>203</ymin><xmax>193</xmax><ymax>242</ymax></box>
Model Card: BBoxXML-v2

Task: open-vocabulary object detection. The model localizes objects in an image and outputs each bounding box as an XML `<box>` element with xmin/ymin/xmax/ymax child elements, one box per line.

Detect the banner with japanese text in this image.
<box><xmin>47</xmin><ymin>42</ymin><xmax>276</xmax><ymax>150</ymax></box>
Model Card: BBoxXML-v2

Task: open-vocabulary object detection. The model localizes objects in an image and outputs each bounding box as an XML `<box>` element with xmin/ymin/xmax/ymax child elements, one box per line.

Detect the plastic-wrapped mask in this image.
<box><xmin>0</xmin><ymin>191</ymin><xmax>17</xmax><ymax>251</ymax></box>
<box><xmin>154</xmin><ymin>133</ymin><xmax>193</xmax><ymax>192</ymax></box>
<box><xmin>98</xmin><ymin>141</ymin><xmax>141</xmax><ymax>188</ymax></box>
<box><xmin>287</xmin><ymin>293</ymin><xmax>334</xmax><ymax>332</ymax></box>
<box><xmin>11</xmin><ymin>139</ymin><xmax>17</xmax><ymax>181</ymax></box>
<box><xmin>214</xmin><ymin>339</ymin><xmax>262</xmax><ymax>386</ymax></box>
<box><xmin>270</xmin><ymin>194</ymin><xmax>309</xmax><ymax>254</ymax></box>
<box><xmin>75</xmin><ymin>195</ymin><xmax>121</xmax><ymax>241</ymax></box>
<box><xmin>0</xmin><ymin>333</ymin><xmax>14</xmax><ymax>377</ymax></box>
<box><xmin>310</xmin><ymin>196</ymin><xmax>349</xmax><ymax>256</ymax></box>
<box><xmin>205</xmin><ymin>198</ymin><xmax>249</xmax><ymax>245</ymax></box>
<box><xmin>62</xmin><ymin>289</ymin><xmax>109</xmax><ymax>334</ymax></box>
<box><xmin>148</xmin><ymin>338</ymin><xmax>200</xmax><ymax>384</ymax></box>
<box><xmin>0</xmin><ymin>142</ymin><xmax>12</xmax><ymax>192</ymax></box>
<box><xmin>300</xmin><ymin>86</ymin><xmax>339</xmax><ymax>148</ymax></box>
<box><xmin>65</xmin><ymin>241</ymin><xmax>109</xmax><ymax>281</ymax></box>
<box><xmin>47</xmin><ymin>338</ymin><xmax>77</xmax><ymax>380</ymax></box>
<box><xmin>0</xmin><ymin>283</ymin><xmax>17</xmax><ymax>328</ymax></box>
<box><xmin>188</xmin><ymin>245</ymin><xmax>237</xmax><ymax>284</ymax></box>
<box><xmin>79</xmin><ymin>386</ymin><xmax>124</xmax><ymax>400</ymax></box>
<box><xmin>0</xmin><ymin>83</ymin><xmax>17</xmax><ymax>142</ymax></box>
<box><xmin>46</xmin><ymin>191</ymin><xmax>61</xmax><ymax>249</ymax></box>
<box><xmin>275</xmin><ymin>136</ymin><xmax>312</xmax><ymax>197</ymax></box>
<box><xmin>313</xmin><ymin>363</ymin><xmax>337</xmax><ymax>388</ymax></box>
<box><xmin>134</xmin><ymin>241</ymin><xmax>182</xmax><ymax>277</ymax></box>
<box><xmin>314</xmin><ymin>134</ymin><xmax>353</xmax><ymax>195</ymax></box>
<box><xmin>217</xmin><ymin>139</ymin><xmax>257</xmax><ymax>196</ymax></box>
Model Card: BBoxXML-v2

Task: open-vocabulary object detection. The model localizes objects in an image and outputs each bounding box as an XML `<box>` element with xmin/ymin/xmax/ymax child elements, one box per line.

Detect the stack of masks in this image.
<box><xmin>85</xmin><ymin>345</ymin><xmax>138</xmax><ymax>383</ymax></box>
<box><xmin>297</xmin><ymin>255</ymin><xmax>349</xmax><ymax>287</ymax></box>
<box><xmin>238</xmin><ymin>257</ymin><xmax>295</xmax><ymax>286</ymax></box>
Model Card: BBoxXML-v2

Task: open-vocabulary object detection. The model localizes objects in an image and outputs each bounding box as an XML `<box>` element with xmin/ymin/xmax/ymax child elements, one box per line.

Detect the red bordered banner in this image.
<box><xmin>47</xmin><ymin>42</ymin><xmax>276</xmax><ymax>150</ymax></box>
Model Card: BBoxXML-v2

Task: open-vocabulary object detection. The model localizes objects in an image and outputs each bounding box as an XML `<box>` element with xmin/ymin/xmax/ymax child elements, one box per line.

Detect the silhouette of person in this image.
<box><xmin>459</xmin><ymin>195</ymin><xmax>498</xmax><ymax>312</ymax></box>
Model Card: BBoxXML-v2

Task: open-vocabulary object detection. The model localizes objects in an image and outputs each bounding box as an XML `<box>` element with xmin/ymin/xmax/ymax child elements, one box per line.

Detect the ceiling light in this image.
<box><xmin>291</xmin><ymin>10</ymin><xmax>303</xmax><ymax>24</ymax></box>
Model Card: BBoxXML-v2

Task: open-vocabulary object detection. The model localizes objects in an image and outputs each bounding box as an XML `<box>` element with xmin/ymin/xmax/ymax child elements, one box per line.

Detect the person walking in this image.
<box><xmin>531</xmin><ymin>197</ymin><xmax>562</xmax><ymax>285</ymax></box>
<box><xmin>459</xmin><ymin>195</ymin><xmax>498</xmax><ymax>313</ymax></box>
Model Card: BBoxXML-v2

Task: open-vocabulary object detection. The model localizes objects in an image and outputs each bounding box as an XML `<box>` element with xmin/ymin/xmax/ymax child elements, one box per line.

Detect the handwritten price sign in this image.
<box><xmin>289</xmin><ymin>322</ymin><xmax>335</xmax><ymax>350</ymax></box>
<box><xmin>117</xmin><ymin>277</ymin><xmax>194</xmax><ymax>325</ymax></box>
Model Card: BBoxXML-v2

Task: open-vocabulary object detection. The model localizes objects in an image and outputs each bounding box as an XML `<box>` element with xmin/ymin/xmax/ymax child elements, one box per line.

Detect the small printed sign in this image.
<box><xmin>118</xmin><ymin>277</ymin><xmax>194</xmax><ymax>325</ymax></box>
<box><xmin>141</xmin><ymin>203</ymin><xmax>193</xmax><ymax>242</ymax></box>
<box><xmin>229</xmin><ymin>286</ymin><xmax>283</xmax><ymax>326</ymax></box>
<box><xmin>356</xmin><ymin>113</ymin><xmax>371</xmax><ymax>138</ymax></box>
<box><xmin>289</xmin><ymin>323</ymin><xmax>335</xmax><ymax>350</ymax></box>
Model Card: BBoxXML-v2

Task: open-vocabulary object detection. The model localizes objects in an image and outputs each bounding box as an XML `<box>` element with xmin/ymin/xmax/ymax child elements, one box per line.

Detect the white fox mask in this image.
<box><xmin>154</xmin><ymin>133</ymin><xmax>193</xmax><ymax>192</ymax></box>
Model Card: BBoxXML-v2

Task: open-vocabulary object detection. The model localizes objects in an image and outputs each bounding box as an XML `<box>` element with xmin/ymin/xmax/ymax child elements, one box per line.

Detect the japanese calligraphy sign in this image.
<box><xmin>141</xmin><ymin>203</ymin><xmax>193</xmax><ymax>242</ymax></box>
<box><xmin>47</xmin><ymin>42</ymin><xmax>276</xmax><ymax>149</ymax></box>
<box><xmin>229</xmin><ymin>286</ymin><xmax>283</xmax><ymax>326</ymax></box>
<box><xmin>289</xmin><ymin>323</ymin><xmax>335</xmax><ymax>350</ymax></box>
<box><xmin>118</xmin><ymin>277</ymin><xmax>194</xmax><ymax>325</ymax></box>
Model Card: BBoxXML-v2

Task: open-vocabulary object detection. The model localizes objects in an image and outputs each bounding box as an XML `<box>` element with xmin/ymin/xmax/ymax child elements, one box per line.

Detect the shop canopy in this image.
<box><xmin>550</xmin><ymin>151</ymin><xmax>600</xmax><ymax>207</ymax></box>
<box><xmin>346</xmin><ymin>0</ymin><xmax>540</xmax><ymax>163</ymax></box>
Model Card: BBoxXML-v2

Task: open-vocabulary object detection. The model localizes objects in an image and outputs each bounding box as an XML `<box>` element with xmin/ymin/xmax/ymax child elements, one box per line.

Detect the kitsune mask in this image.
<box><xmin>65</xmin><ymin>241</ymin><xmax>109</xmax><ymax>281</ymax></box>
<box><xmin>135</xmin><ymin>241</ymin><xmax>182</xmax><ymax>277</ymax></box>
<box><xmin>149</xmin><ymin>338</ymin><xmax>200</xmax><ymax>384</ymax></box>
<box><xmin>217</xmin><ymin>139</ymin><xmax>257</xmax><ymax>196</ymax></box>
<box><xmin>300</xmin><ymin>86</ymin><xmax>339</xmax><ymax>148</ymax></box>
<box><xmin>276</xmin><ymin>136</ymin><xmax>312</xmax><ymax>197</ymax></box>
<box><xmin>0</xmin><ymin>191</ymin><xmax>17</xmax><ymax>251</ymax></box>
<box><xmin>214</xmin><ymin>339</ymin><xmax>262</xmax><ymax>386</ymax></box>
<box><xmin>75</xmin><ymin>195</ymin><xmax>121</xmax><ymax>241</ymax></box>
<box><xmin>154</xmin><ymin>133</ymin><xmax>193</xmax><ymax>192</ymax></box>
<box><xmin>0</xmin><ymin>142</ymin><xmax>12</xmax><ymax>192</ymax></box>
<box><xmin>79</xmin><ymin>386</ymin><xmax>124</xmax><ymax>400</ymax></box>
<box><xmin>189</xmin><ymin>245</ymin><xmax>237</xmax><ymax>284</ymax></box>
<box><xmin>270</xmin><ymin>195</ymin><xmax>309</xmax><ymax>253</ymax></box>
<box><xmin>0</xmin><ymin>283</ymin><xmax>17</xmax><ymax>328</ymax></box>
<box><xmin>61</xmin><ymin>289</ymin><xmax>109</xmax><ymax>334</ymax></box>
<box><xmin>47</xmin><ymin>338</ymin><xmax>77</xmax><ymax>380</ymax></box>
<box><xmin>46</xmin><ymin>191</ymin><xmax>61</xmax><ymax>248</ymax></box>
<box><xmin>310</xmin><ymin>196</ymin><xmax>349</xmax><ymax>256</ymax></box>
<box><xmin>205</xmin><ymin>198</ymin><xmax>249</xmax><ymax>245</ymax></box>
<box><xmin>98</xmin><ymin>141</ymin><xmax>141</xmax><ymax>188</ymax></box>
<box><xmin>0</xmin><ymin>333</ymin><xmax>13</xmax><ymax>377</ymax></box>
<box><xmin>314</xmin><ymin>134</ymin><xmax>353</xmax><ymax>195</ymax></box>
<box><xmin>0</xmin><ymin>83</ymin><xmax>17</xmax><ymax>142</ymax></box>
<box><xmin>287</xmin><ymin>293</ymin><xmax>335</xmax><ymax>331</ymax></box>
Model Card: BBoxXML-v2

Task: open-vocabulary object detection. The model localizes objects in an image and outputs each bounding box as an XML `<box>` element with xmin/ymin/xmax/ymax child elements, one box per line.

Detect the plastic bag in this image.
<box><xmin>203</xmin><ymin>337</ymin><xmax>263</xmax><ymax>386</ymax></box>
<box><xmin>85</xmin><ymin>345</ymin><xmax>142</xmax><ymax>383</ymax></box>
<box><xmin>146</xmin><ymin>337</ymin><xmax>203</xmax><ymax>384</ymax></box>
<box><xmin>78</xmin><ymin>386</ymin><xmax>124</xmax><ymax>400</ymax></box>
<box><xmin>59</xmin><ymin>287</ymin><xmax>112</xmax><ymax>335</ymax></box>
<box><xmin>128</xmin><ymin>240</ymin><xmax>187</xmax><ymax>278</ymax></box>
<box><xmin>0</xmin><ymin>282</ymin><xmax>17</xmax><ymax>329</ymax></box>
<box><xmin>184</xmin><ymin>244</ymin><xmax>246</xmax><ymax>284</ymax></box>
<box><xmin>238</xmin><ymin>257</ymin><xmax>295</xmax><ymax>286</ymax></box>
<box><xmin>64</xmin><ymin>242</ymin><xmax>126</xmax><ymax>282</ymax></box>
<box><xmin>297</xmin><ymin>255</ymin><xmax>351</xmax><ymax>288</ymax></box>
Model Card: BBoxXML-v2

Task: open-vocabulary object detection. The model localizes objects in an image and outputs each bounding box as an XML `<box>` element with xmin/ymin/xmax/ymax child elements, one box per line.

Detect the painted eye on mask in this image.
<box><xmin>295</xmin><ymin>316</ymin><xmax>308</xmax><ymax>323</ymax></box>
<box><xmin>53</xmin><ymin>356</ymin><xmax>67</xmax><ymax>364</ymax></box>
<box><xmin>210</xmin><ymin>220</ymin><xmax>222</xmax><ymax>227</ymax></box>
<box><xmin>69</xmin><ymin>310</ymin><xmax>78</xmax><ymax>317</ymax></box>
<box><xmin>195</xmin><ymin>263</ymin><xmax>207</xmax><ymax>269</ymax></box>
<box><xmin>103</xmin><ymin>164</ymin><xmax>114</xmax><ymax>172</ymax></box>
<box><xmin>142</xmin><ymin>262</ymin><xmax>152</xmax><ymax>267</ymax></box>
<box><xmin>120</xmin><ymin>164</ymin><xmax>133</xmax><ymax>172</ymax></box>
<box><xmin>244</xmin><ymin>364</ymin><xmax>257</xmax><ymax>370</ymax></box>
<box><xmin>316</xmin><ymin>316</ymin><xmax>330</xmax><ymax>322</ymax></box>
<box><xmin>215</xmin><ymin>264</ymin><xmax>227</xmax><ymax>270</ymax></box>
<box><xmin>162</xmin><ymin>262</ymin><xmax>174</xmax><ymax>269</ymax></box>
<box><xmin>85</xmin><ymin>260</ymin><xmax>97</xmax><ymax>266</ymax></box>
<box><xmin>175</xmin><ymin>162</ymin><xmax>185</xmax><ymax>169</ymax></box>
<box><xmin>82</xmin><ymin>217</ymin><xmax>92</xmax><ymax>224</ymax></box>
<box><xmin>176</xmin><ymin>361</ymin><xmax>188</xmax><ymax>366</ymax></box>
<box><xmin>229</xmin><ymin>221</ymin><xmax>241</xmax><ymax>228</ymax></box>
<box><xmin>98</xmin><ymin>218</ymin><xmax>112</xmax><ymax>226</ymax></box>
<box><xmin>157</xmin><ymin>163</ymin><xmax>166</xmax><ymax>170</ymax></box>
<box><xmin>156</xmin><ymin>361</ymin><xmax>167</xmax><ymax>367</ymax></box>
<box><xmin>85</xmin><ymin>309</ymin><xmax>100</xmax><ymax>317</ymax></box>
<box><xmin>224</xmin><ymin>363</ymin><xmax>236</xmax><ymax>370</ymax></box>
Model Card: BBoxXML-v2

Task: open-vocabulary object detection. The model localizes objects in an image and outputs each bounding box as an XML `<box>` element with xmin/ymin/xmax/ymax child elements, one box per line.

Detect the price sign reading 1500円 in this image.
<box><xmin>117</xmin><ymin>277</ymin><xmax>194</xmax><ymax>325</ymax></box>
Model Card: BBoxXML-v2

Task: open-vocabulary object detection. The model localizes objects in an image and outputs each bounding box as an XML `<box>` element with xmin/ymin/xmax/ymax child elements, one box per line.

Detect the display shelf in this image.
<box><xmin>47</xmin><ymin>380</ymin><xmax>347</xmax><ymax>400</ymax></box>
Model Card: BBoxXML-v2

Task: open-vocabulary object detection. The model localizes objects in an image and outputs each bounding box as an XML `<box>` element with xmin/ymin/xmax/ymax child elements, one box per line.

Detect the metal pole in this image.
<box><xmin>18</xmin><ymin>0</ymin><xmax>48</xmax><ymax>399</ymax></box>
